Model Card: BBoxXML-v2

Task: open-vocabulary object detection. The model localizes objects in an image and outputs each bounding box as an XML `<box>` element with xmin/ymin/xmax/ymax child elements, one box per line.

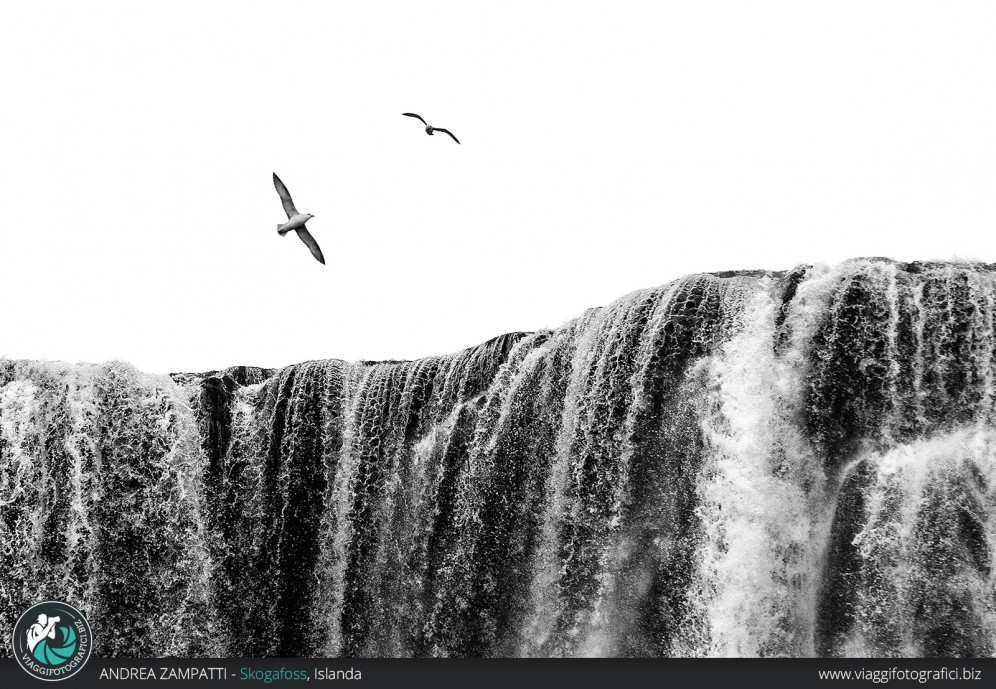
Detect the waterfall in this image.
<box><xmin>2</xmin><ymin>258</ymin><xmax>995</xmax><ymax>658</ymax></box>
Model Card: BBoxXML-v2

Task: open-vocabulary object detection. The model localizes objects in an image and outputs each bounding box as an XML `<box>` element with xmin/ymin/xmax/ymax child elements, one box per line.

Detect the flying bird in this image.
<box><xmin>272</xmin><ymin>173</ymin><xmax>325</xmax><ymax>264</ymax></box>
<box><xmin>402</xmin><ymin>113</ymin><xmax>460</xmax><ymax>144</ymax></box>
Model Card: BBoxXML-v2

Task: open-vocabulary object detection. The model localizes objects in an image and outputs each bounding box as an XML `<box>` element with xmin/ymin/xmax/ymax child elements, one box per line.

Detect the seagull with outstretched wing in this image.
<box><xmin>272</xmin><ymin>172</ymin><xmax>325</xmax><ymax>264</ymax></box>
<box><xmin>403</xmin><ymin>113</ymin><xmax>461</xmax><ymax>144</ymax></box>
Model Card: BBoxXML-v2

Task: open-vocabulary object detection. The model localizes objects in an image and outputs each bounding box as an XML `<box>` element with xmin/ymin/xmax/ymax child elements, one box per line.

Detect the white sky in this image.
<box><xmin>1</xmin><ymin>1</ymin><xmax>995</xmax><ymax>374</ymax></box>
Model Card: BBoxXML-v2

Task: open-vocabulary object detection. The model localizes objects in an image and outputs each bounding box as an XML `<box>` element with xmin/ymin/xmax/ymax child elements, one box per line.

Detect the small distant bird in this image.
<box><xmin>402</xmin><ymin>113</ymin><xmax>460</xmax><ymax>144</ymax></box>
<box><xmin>272</xmin><ymin>173</ymin><xmax>325</xmax><ymax>264</ymax></box>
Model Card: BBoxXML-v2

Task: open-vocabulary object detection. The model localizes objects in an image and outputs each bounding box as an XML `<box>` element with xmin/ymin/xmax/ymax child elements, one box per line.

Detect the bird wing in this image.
<box><xmin>402</xmin><ymin>112</ymin><xmax>427</xmax><ymax>126</ymax></box>
<box><xmin>434</xmin><ymin>128</ymin><xmax>460</xmax><ymax>144</ymax></box>
<box><xmin>296</xmin><ymin>227</ymin><xmax>326</xmax><ymax>264</ymax></box>
<box><xmin>272</xmin><ymin>173</ymin><xmax>298</xmax><ymax>219</ymax></box>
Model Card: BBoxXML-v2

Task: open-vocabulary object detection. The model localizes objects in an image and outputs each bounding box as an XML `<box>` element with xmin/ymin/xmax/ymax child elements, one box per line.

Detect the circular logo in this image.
<box><xmin>11</xmin><ymin>601</ymin><xmax>92</xmax><ymax>681</ymax></box>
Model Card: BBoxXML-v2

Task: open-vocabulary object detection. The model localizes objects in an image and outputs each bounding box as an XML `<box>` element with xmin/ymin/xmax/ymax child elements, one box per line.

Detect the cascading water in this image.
<box><xmin>2</xmin><ymin>258</ymin><xmax>995</xmax><ymax>658</ymax></box>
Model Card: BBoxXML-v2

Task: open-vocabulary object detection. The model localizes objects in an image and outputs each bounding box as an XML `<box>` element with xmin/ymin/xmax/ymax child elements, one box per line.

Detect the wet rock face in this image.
<box><xmin>3</xmin><ymin>258</ymin><xmax>996</xmax><ymax>658</ymax></box>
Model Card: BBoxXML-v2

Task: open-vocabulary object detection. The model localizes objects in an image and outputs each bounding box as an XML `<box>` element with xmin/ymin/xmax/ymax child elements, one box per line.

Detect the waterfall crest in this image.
<box><xmin>3</xmin><ymin>258</ymin><xmax>996</xmax><ymax>657</ymax></box>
